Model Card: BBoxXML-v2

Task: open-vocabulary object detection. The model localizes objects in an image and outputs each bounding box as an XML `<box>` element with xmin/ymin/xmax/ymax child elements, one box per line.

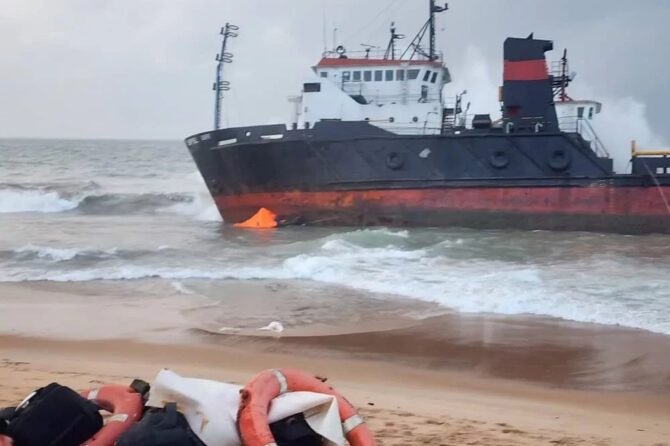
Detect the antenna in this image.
<box><xmin>401</xmin><ymin>1</ymin><xmax>448</xmax><ymax>61</ymax></box>
<box><xmin>384</xmin><ymin>22</ymin><xmax>405</xmax><ymax>60</ymax></box>
<box><xmin>552</xmin><ymin>48</ymin><xmax>574</xmax><ymax>102</ymax></box>
<box><xmin>361</xmin><ymin>44</ymin><xmax>378</xmax><ymax>59</ymax></box>
<box><xmin>213</xmin><ymin>23</ymin><xmax>239</xmax><ymax>130</ymax></box>
<box><xmin>429</xmin><ymin>0</ymin><xmax>448</xmax><ymax>61</ymax></box>
<box><xmin>322</xmin><ymin>14</ymin><xmax>327</xmax><ymax>53</ymax></box>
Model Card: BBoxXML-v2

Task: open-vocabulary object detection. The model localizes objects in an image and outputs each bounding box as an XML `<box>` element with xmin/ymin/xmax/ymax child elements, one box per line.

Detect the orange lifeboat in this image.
<box><xmin>80</xmin><ymin>385</ymin><xmax>143</xmax><ymax>446</ymax></box>
<box><xmin>234</xmin><ymin>208</ymin><xmax>279</xmax><ymax>229</ymax></box>
<box><xmin>238</xmin><ymin>368</ymin><xmax>376</xmax><ymax>446</ymax></box>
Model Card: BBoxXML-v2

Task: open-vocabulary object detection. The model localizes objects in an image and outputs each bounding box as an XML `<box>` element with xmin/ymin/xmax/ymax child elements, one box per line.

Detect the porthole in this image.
<box><xmin>489</xmin><ymin>150</ymin><xmax>509</xmax><ymax>169</ymax></box>
<box><xmin>386</xmin><ymin>152</ymin><xmax>406</xmax><ymax>170</ymax></box>
<box><xmin>548</xmin><ymin>149</ymin><xmax>571</xmax><ymax>171</ymax></box>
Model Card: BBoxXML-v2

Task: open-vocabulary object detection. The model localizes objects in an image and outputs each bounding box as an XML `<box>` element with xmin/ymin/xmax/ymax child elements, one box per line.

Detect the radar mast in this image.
<box><xmin>213</xmin><ymin>23</ymin><xmax>239</xmax><ymax>130</ymax></box>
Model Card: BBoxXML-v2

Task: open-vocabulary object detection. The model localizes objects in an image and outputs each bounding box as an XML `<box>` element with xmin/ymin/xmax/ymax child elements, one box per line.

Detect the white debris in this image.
<box><xmin>258</xmin><ymin>321</ymin><xmax>285</xmax><ymax>333</ymax></box>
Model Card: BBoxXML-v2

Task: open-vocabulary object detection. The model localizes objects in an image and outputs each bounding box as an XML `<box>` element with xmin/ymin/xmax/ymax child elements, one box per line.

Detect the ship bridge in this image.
<box><xmin>294</xmin><ymin>47</ymin><xmax>451</xmax><ymax>135</ymax></box>
<box><xmin>291</xmin><ymin>1</ymin><xmax>453</xmax><ymax>135</ymax></box>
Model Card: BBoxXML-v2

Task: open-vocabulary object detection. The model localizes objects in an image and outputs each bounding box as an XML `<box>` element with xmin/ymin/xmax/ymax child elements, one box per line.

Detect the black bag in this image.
<box><xmin>0</xmin><ymin>407</ymin><xmax>15</xmax><ymax>433</ymax></box>
<box><xmin>116</xmin><ymin>403</ymin><xmax>205</xmax><ymax>446</ymax></box>
<box><xmin>270</xmin><ymin>413</ymin><xmax>324</xmax><ymax>446</ymax></box>
<box><xmin>1</xmin><ymin>383</ymin><xmax>102</xmax><ymax>446</ymax></box>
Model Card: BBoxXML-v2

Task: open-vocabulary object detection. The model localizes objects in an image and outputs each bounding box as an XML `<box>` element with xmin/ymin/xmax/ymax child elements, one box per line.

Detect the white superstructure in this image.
<box><xmin>293</xmin><ymin>48</ymin><xmax>451</xmax><ymax>135</ymax></box>
<box><xmin>555</xmin><ymin>99</ymin><xmax>601</xmax><ymax>130</ymax></box>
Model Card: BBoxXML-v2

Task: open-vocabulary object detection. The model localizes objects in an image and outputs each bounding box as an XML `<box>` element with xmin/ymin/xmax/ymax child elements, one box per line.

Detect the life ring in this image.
<box><xmin>489</xmin><ymin>150</ymin><xmax>510</xmax><ymax>169</ymax></box>
<box><xmin>386</xmin><ymin>152</ymin><xmax>405</xmax><ymax>170</ymax></box>
<box><xmin>0</xmin><ymin>435</ymin><xmax>11</xmax><ymax>446</ymax></box>
<box><xmin>548</xmin><ymin>149</ymin><xmax>571</xmax><ymax>171</ymax></box>
<box><xmin>80</xmin><ymin>385</ymin><xmax>143</xmax><ymax>446</ymax></box>
<box><xmin>238</xmin><ymin>368</ymin><xmax>377</xmax><ymax>446</ymax></box>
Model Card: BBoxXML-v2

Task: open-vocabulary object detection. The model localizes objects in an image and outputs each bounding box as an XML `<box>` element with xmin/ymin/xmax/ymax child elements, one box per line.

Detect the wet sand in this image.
<box><xmin>1</xmin><ymin>280</ymin><xmax>669</xmax><ymax>444</ymax></box>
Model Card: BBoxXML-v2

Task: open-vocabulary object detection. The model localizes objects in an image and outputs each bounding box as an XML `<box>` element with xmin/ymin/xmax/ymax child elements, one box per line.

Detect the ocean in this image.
<box><xmin>1</xmin><ymin>138</ymin><xmax>669</xmax><ymax>335</ymax></box>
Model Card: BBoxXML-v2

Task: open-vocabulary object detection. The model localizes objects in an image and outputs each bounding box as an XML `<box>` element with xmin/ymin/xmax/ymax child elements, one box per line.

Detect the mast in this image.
<box><xmin>551</xmin><ymin>48</ymin><xmax>573</xmax><ymax>102</ymax></box>
<box><xmin>429</xmin><ymin>0</ymin><xmax>448</xmax><ymax>61</ymax></box>
<box><xmin>384</xmin><ymin>22</ymin><xmax>404</xmax><ymax>60</ymax></box>
<box><xmin>213</xmin><ymin>23</ymin><xmax>239</xmax><ymax>130</ymax></box>
<box><xmin>559</xmin><ymin>49</ymin><xmax>569</xmax><ymax>102</ymax></box>
<box><xmin>403</xmin><ymin>1</ymin><xmax>448</xmax><ymax>61</ymax></box>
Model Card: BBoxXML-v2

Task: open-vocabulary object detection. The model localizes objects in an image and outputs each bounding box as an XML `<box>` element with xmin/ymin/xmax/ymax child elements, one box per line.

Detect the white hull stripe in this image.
<box><xmin>271</xmin><ymin>369</ymin><xmax>289</xmax><ymax>394</ymax></box>
<box><xmin>342</xmin><ymin>414</ymin><xmax>364</xmax><ymax>434</ymax></box>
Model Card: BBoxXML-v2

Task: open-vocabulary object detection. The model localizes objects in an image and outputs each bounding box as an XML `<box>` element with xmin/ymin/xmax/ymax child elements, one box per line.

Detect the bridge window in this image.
<box><xmin>353</xmin><ymin>71</ymin><xmax>361</xmax><ymax>82</ymax></box>
<box><xmin>589</xmin><ymin>107</ymin><xmax>594</xmax><ymax>119</ymax></box>
<box><xmin>577</xmin><ymin>107</ymin><xmax>584</xmax><ymax>118</ymax></box>
<box><xmin>303</xmin><ymin>82</ymin><xmax>321</xmax><ymax>93</ymax></box>
<box><xmin>364</xmin><ymin>71</ymin><xmax>372</xmax><ymax>81</ymax></box>
<box><xmin>423</xmin><ymin>70</ymin><xmax>431</xmax><ymax>82</ymax></box>
<box><xmin>342</xmin><ymin>71</ymin><xmax>351</xmax><ymax>82</ymax></box>
<box><xmin>374</xmin><ymin>70</ymin><xmax>383</xmax><ymax>81</ymax></box>
<box><xmin>385</xmin><ymin>70</ymin><xmax>394</xmax><ymax>81</ymax></box>
<box><xmin>430</xmin><ymin>72</ymin><xmax>438</xmax><ymax>83</ymax></box>
<box><xmin>408</xmin><ymin>69</ymin><xmax>420</xmax><ymax>80</ymax></box>
<box><xmin>320</xmin><ymin>71</ymin><xmax>328</xmax><ymax>78</ymax></box>
<box><xmin>396</xmin><ymin>69</ymin><xmax>405</xmax><ymax>81</ymax></box>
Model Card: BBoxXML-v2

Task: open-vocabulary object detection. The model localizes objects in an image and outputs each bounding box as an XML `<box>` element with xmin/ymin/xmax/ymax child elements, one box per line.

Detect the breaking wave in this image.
<box><xmin>0</xmin><ymin>185</ymin><xmax>218</xmax><ymax>220</ymax></box>
<box><xmin>161</xmin><ymin>193</ymin><xmax>220</xmax><ymax>222</ymax></box>
<box><xmin>2</xmin><ymin>245</ymin><xmax>151</xmax><ymax>263</ymax></box>
<box><xmin>2</xmin><ymin>229</ymin><xmax>669</xmax><ymax>335</ymax></box>
<box><xmin>0</xmin><ymin>189</ymin><xmax>80</xmax><ymax>213</ymax></box>
<box><xmin>77</xmin><ymin>193</ymin><xmax>192</xmax><ymax>214</ymax></box>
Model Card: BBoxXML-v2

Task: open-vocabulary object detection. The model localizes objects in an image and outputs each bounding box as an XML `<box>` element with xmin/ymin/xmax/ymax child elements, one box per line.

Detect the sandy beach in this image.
<box><xmin>2</xmin><ymin>1</ymin><xmax>670</xmax><ymax>444</ymax></box>
<box><xmin>1</xmin><ymin>281</ymin><xmax>669</xmax><ymax>445</ymax></box>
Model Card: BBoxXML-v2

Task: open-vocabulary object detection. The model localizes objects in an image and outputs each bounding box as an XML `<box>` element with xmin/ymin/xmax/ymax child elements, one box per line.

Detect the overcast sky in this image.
<box><xmin>1</xmin><ymin>0</ymin><xmax>668</xmax><ymax>164</ymax></box>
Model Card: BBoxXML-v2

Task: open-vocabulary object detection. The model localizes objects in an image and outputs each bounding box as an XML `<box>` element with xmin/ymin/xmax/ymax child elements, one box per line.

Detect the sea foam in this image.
<box><xmin>1</xmin><ymin>229</ymin><xmax>668</xmax><ymax>336</ymax></box>
<box><xmin>0</xmin><ymin>189</ymin><xmax>79</xmax><ymax>213</ymax></box>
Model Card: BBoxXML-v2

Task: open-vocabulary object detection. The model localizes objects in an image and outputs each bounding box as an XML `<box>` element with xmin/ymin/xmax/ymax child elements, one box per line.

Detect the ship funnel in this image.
<box><xmin>501</xmin><ymin>36</ymin><xmax>558</xmax><ymax>132</ymax></box>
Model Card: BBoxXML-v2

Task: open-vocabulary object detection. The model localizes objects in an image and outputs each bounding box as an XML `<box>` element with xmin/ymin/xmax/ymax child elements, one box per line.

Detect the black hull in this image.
<box><xmin>186</xmin><ymin>122</ymin><xmax>670</xmax><ymax>234</ymax></box>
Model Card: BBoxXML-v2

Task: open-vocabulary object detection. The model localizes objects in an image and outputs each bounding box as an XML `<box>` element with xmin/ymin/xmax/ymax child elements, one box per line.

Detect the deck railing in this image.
<box><xmin>341</xmin><ymin>81</ymin><xmax>441</xmax><ymax>103</ymax></box>
<box><xmin>558</xmin><ymin>116</ymin><xmax>609</xmax><ymax>158</ymax></box>
<box><xmin>321</xmin><ymin>48</ymin><xmax>443</xmax><ymax>62</ymax></box>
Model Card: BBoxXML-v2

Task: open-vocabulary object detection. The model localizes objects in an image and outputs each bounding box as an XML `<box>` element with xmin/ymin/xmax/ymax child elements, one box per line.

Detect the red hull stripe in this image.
<box><xmin>217</xmin><ymin>187</ymin><xmax>670</xmax><ymax>222</ymax></box>
<box><xmin>504</xmin><ymin>60</ymin><xmax>549</xmax><ymax>81</ymax></box>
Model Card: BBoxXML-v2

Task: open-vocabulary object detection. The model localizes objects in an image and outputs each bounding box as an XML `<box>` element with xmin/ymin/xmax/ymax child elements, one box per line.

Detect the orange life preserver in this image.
<box><xmin>0</xmin><ymin>435</ymin><xmax>12</xmax><ymax>446</ymax></box>
<box><xmin>238</xmin><ymin>368</ymin><xmax>377</xmax><ymax>446</ymax></box>
<box><xmin>80</xmin><ymin>385</ymin><xmax>143</xmax><ymax>446</ymax></box>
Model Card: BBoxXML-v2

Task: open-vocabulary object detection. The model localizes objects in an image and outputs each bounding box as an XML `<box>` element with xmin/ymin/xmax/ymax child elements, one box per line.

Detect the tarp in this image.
<box><xmin>147</xmin><ymin>369</ymin><xmax>345</xmax><ymax>446</ymax></box>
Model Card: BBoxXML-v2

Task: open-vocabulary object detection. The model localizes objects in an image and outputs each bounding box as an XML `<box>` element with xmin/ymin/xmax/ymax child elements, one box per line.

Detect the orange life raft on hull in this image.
<box><xmin>80</xmin><ymin>385</ymin><xmax>143</xmax><ymax>446</ymax></box>
<box><xmin>233</xmin><ymin>207</ymin><xmax>279</xmax><ymax>229</ymax></box>
<box><xmin>238</xmin><ymin>368</ymin><xmax>377</xmax><ymax>446</ymax></box>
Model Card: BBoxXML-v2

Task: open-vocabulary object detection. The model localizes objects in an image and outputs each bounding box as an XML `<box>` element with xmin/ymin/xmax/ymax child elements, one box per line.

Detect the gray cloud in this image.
<box><xmin>0</xmin><ymin>0</ymin><xmax>667</xmax><ymax>161</ymax></box>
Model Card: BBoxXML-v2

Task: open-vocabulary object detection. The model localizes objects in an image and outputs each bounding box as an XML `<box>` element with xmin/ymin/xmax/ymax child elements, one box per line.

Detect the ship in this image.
<box><xmin>185</xmin><ymin>2</ymin><xmax>670</xmax><ymax>234</ymax></box>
